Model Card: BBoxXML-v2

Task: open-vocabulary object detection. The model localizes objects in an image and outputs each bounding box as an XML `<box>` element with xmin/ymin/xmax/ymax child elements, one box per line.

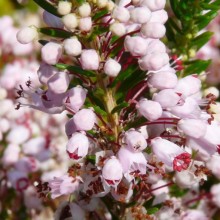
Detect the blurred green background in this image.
<box><xmin>0</xmin><ymin>0</ymin><xmax>38</xmax><ymax>16</ymax></box>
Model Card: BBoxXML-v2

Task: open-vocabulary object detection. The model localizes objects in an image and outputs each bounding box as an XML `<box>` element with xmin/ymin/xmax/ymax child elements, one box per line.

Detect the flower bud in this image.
<box><xmin>130</xmin><ymin>7</ymin><xmax>151</xmax><ymax>24</ymax></box>
<box><xmin>47</xmin><ymin>71</ymin><xmax>70</xmax><ymax>94</ymax></box>
<box><xmin>41</xmin><ymin>42</ymin><xmax>62</xmax><ymax>65</ymax></box>
<box><xmin>22</xmin><ymin>137</ymin><xmax>46</xmax><ymax>155</ymax></box>
<box><xmin>102</xmin><ymin>157</ymin><xmax>123</xmax><ymax>186</ymax></box>
<box><xmin>146</xmin><ymin>39</ymin><xmax>166</xmax><ymax>54</ymax></box>
<box><xmin>149</xmin><ymin>10</ymin><xmax>168</xmax><ymax>24</ymax></box>
<box><xmin>204</xmin><ymin>87</ymin><xmax>219</xmax><ymax>98</ymax></box>
<box><xmin>97</xmin><ymin>0</ymin><xmax>108</xmax><ymax>8</ymax></box>
<box><xmin>140</xmin><ymin>0</ymin><xmax>166</xmax><ymax>11</ymax></box>
<box><xmin>136</xmin><ymin>99</ymin><xmax>162</xmax><ymax>121</ymax></box>
<box><xmin>107</xmin><ymin>1</ymin><xmax>115</xmax><ymax>11</ymax></box>
<box><xmin>177</xmin><ymin>119</ymin><xmax>207</xmax><ymax>139</ymax></box>
<box><xmin>2</xmin><ymin>144</ymin><xmax>20</xmax><ymax>166</ymax></box>
<box><xmin>124</xmin><ymin>36</ymin><xmax>149</xmax><ymax>56</ymax></box>
<box><xmin>104</xmin><ymin>58</ymin><xmax>121</xmax><ymax>77</ymax></box>
<box><xmin>63</xmin><ymin>38</ymin><xmax>82</xmax><ymax>56</ymax></box>
<box><xmin>62</xmin><ymin>13</ymin><xmax>78</xmax><ymax>31</ymax></box>
<box><xmin>16</xmin><ymin>26</ymin><xmax>38</xmax><ymax>44</ymax></box>
<box><xmin>148</xmin><ymin>68</ymin><xmax>178</xmax><ymax>90</ymax></box>
<box><xmin>73</xmin><ymin>108</ymin><xmax>96</xmax><ymax>131</ymax></box>
<box><xmin>112</xmin><ymin>6</ymin><xmax>130</xmax><ymax>23</ymax></box>
<box><xmin>78</xmin><ymin>3</ymin><xmax>91</xmax><ymax>17</ymax></box>
<box><xmin>37</xmin><ymin>62</ymin><xmax>58</xmax><ymax>85</ymax></box>
<box><xmin>0</xmin><ymin>118</ymin><xmax>10</xmax><ymax>133</ymax></box>
<box><xmin>58</xmin><ymin>1</ymin><xmax>72</xmax><ymax>15</ymax></box>
<box><xmin>80</xmin><ymin>49</ymin><xmax>99</xmax><ymax>70</ymax></box>
<box><xmin>141</xmin><ymin>22</ymin><xmax>166</xmax><ymax>39</ymax></box>
<box><xmin>67</xmin><ymin>86</ymin><xmax>87</xmax><ymax>112</ymax></box>
<box><xmin>43</xmin><ymin>11</ymin><xmax>64</xmax><ymax>28</ymax></box>
<box><xmin>66</xmin><ymin>132</ymin><xmax>89</xmax><ymax>159</ymax></box>
<box><xmin>110</xmin><ymin>23</ymin><xmax>126</xmax><ymax>36</ymax></box>
<box><xmin>79</xmin><ymin>17</ymin><xmax>92</xmax><ymax>32</ymax></box>
<box><xmin>124</xmin><ymin>130</ymin><xmax>147</xmax><ymax>152</ymax></box>
<box><xmin>7</xmin><ymin>126</ymin><xmax>30</xmax><ymax>145</ymax></box>
<box><xmin>153</xmin><ymin>89</ymin><xmax>181</xmax><ymax>108</ymax></box>
<box><xmin>138</xmin><ymin>52</ymin><xmax>169</xmax><ymax>71</ymax></box>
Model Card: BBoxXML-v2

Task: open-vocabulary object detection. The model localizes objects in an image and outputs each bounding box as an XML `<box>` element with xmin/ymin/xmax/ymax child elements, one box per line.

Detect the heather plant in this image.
<box><xmin>9</xmin><ymin>0</ymin><xmax>220</xmax><ymax>219</ymax></box>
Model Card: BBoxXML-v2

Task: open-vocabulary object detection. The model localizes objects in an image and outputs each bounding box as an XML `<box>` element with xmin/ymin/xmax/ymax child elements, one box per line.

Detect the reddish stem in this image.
<box><xmin>184</xmin><ymin>192</ymin><xmax>212</xmax><ymax>206</ymax></box>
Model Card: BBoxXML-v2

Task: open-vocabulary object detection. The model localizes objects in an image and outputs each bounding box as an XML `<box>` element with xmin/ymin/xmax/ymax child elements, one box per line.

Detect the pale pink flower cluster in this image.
<box><xmin>0</xmin><ymin>13</ymin><xmax>70</xmax><ymax>218</ymax></box>
<box><xmin>0</xmin><ymin>16</ymin><xmax>34</xmax><ymax>56</ymax></box>
<box><xmin>13</xmin><ymin>0</ymin><xmax>220</xmax><ymax>219</ymax></box>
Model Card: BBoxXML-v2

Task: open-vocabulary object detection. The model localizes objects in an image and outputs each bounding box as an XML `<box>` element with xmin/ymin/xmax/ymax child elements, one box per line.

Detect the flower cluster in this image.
<box><xmin>11</xmin><ymin>0</ymin><xmax>220</xmax><ymax>219</ymax></box>
<box><xmin>0</xmin><ymin>15</ymin><xmax>70</xmax><ymax>219</ymax></box>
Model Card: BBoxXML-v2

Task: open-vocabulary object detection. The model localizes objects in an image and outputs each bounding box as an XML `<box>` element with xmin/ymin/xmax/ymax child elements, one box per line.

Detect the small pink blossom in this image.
<box><xmin>49</xmin><ymin>174</ymin><xmax>82</xmax><ymax>199</ymax></box>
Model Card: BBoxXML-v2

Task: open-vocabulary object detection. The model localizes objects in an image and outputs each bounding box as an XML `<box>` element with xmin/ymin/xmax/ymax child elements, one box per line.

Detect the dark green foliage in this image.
<box><xmin>39</xmin><ymin>27</ymin><xmax>73</xmax><ymax>38</ymax></box>
<box><xmin>167</xmin><ymin>0</ymin><xmax>220</xmax><ymax>75</ymax></box>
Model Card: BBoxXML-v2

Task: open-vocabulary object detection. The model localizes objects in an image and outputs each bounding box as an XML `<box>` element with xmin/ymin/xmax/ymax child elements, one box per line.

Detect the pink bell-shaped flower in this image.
<box><xmin>37</xmin><ymin>62</ymin><xmax>58</xmax><ymax>85</ymax></box>
<box><xmin>66</xmin><ymin>132</ymin><xmax>89</xmax><ymax>160</ymax></box>
<box><xmin>177</xmin><ymin>118</ymin><xmax>207</xmax><ymax>138</ymax></box>
<box><xmin>47</xmin><ymin>71</ymin><xmax>70</xmax><ymax>94</ymax></box>
<box><xmin>148</xmin><ymin>67</ymin><xmax>178</xmax><ymax>89</ymax></box>
<box><xmin>102</xmin><ymin>157</ymin><xmax>123</xmax><ymax>186</ymax></box>
<box><xmin>175</xmin><ymin>75</ymin><xmax>201</xmax><ymax>97</ymax></box>
<box><xmin>66</xmin><ymin>86</ymin><xmax>87</xmax><ymax>112</ymax></box>
<box><xmin>169</xmin><ymin>97</ymin><xmax>201</xmax><ymax>119</ymax></box>
<box><xmin>117</xmin><ymin>147</ymin><xmax>147</xmax><ymax>175</ymax></box>
<box><xmin>124</xmin><ymin>129</ymin><xmax>147</xmax><ymax>152</ymax></box>
<box><xmin>151</xmin><ymin>137</ymin><xmax>191</xmax><ymax>172</ymax></box>
<box><xmin>153</xmin><ymin>89</ymin><xmax>181</xmax><ymax>108</ymax></box>
<box><xmin>48</xmin><ymin>174</ymin><xmax>82</xmax><ymax>199</ymax></box>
